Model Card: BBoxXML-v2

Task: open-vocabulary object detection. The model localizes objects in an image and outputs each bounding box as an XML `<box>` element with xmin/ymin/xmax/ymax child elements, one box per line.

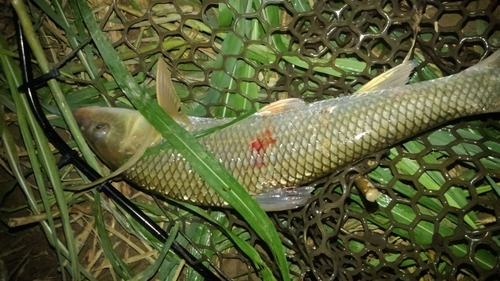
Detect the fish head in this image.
<box><xmin>73</xmin><ymin>107</ymin><xmax>157</xmax><ymax>168</ymax></box>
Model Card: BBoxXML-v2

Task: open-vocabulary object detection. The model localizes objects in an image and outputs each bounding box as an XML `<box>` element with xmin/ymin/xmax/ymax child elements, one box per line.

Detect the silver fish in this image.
<box><xmin>73</xmin><ymin>50</ymin><xmax>500</xmax><ymax>211</ymax></box>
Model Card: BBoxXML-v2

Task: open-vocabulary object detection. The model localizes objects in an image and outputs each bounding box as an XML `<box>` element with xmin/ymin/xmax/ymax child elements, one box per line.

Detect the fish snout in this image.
<box><xmin>72</xmin><ymin>107</ymin><xmax>96</xmax><ymax>131</ymax></box>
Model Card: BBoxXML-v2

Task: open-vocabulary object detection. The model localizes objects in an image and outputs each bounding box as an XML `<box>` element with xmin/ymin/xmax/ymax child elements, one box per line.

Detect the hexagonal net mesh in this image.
<box><xmin>25</xmin><ymin>0</ymin><xmax>500</xmax><ymax>280</ymax></box>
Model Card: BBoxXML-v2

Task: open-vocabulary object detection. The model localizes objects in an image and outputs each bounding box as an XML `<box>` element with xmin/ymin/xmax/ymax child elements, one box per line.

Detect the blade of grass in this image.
<box><xmin>129</xmin><ymin>206</ymin><xmax>195</xmax><ymax>280</ymax></box>
<box><xmin>253</xmin><ymin>0</ymin><xmax>287</xmax><ymax>52</ymax></box>
<box><xmin>93</xmin><ymin>192</ymin><xmax>134</xmax><ymax>279</ymax></box>
<box><xmin>129</xmin><ymin>224</ymin><xmax>180</xmax><ymax>281</ymax></box>
<box><xmin>77</xmin><ymin>1</ymin><xmax>289</xmax><ymax>279</ymax></box>
<box><xmin>176</xmin><ymin>202</ymin><xmax>275</xmax><ymax>280</ymax></box>
<box><xmin>216</xmin><ymin>9</ymin><xmax>260</xmax><ymax>117</ymax></box>
<box><xmin>213</xmin><ymin>0</ymin><xmax>289</xmax><ymax>117</ymax></box>
<box><xmin>282</xmin><ymin>55</ymin><xmax>367</xmax><ymax>77</ymax></box>
<box><xmin>143</xmin><ymin>109</ymin><xmax>254</xmax><ymax>157</ymax></box>
<box><xmin>0</xmin><ymin>91</ymin><xmax>16</xmax><ymax>112</ymax></box>
<box><xmin>0</xmin><ymin>100</ymin><xmax>97</xmax><ymax>281</ymax></box>
<box><xmin>368</xmin><ymin>163</ymin><xmax>447</xmax><ymax>216</ymax></box>
<box><xmin>207</xmin><ymin>32</ymin><xmax>246</xmax><ymax>115</ymax></box>
<box><xmin>0</xmin><ymin>92</ymin><xmax>68</xmax><ymax>279</ymax></box>
<box><xmin>1</xmin><ymin>32</ymin><xmax>80</xmax><ymax>280</ymax></box>
<box><xmin>98</xmin><ymin>195</ymin><xmax>163</xmax><ymax>248</ymax></box>
<box><xmin>59</xmin><ymin>40</ymin><xmax>186</xmax><ymax>75</ymax></box>
<box><xmin>486</xmin><ymin>176</ymin><xmax>500</xmax><ymax>198</ymax></box>
<box><xmin>290</xmin><ymin>0</ymin><xmax>312</xmax><ymax>13</ymax></box>
<box><xmin>184</xmin><ymin>219</ymin><xmax>221</xmax><ymax>281</ymax></box>
<box><xmin>30</xmin><ymin>0</ymin><xmax>83</xmax><ymax>42</ymax></box>
<box><xmin>240</xmin><ymin>43</ymin><xmax>368</xmax><ymax>74</ymax></box>
<box><xmin>0</xmin><ymin>32</ymin><xmax>95</xmax><ymax>280</ymax></box>
<box><xmin>90</xmin><ymin>194</ymin><xmax>194</xmax><ymax>278</ymax></box>
<box><xmin>12</xmin><ymin>0</ymin><xmax>101</xmax><ymax>171</ymax></box>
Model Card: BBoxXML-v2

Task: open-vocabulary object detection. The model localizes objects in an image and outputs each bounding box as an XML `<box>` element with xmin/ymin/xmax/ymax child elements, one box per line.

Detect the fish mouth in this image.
<box><xmin>72</xmin><ymin>108</ymin><xmax>85</xmax><ymax>125</ymax></box>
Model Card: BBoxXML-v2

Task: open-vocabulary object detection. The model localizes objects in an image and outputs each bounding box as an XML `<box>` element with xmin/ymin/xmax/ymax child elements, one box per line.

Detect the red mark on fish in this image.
<box><xmin>249</xmin><ymin>128</ymin><xmax>276</xmax><ymax>168</ymax></box>
<box><xmin>250</xmin><ymin>128</ymin><xmax>276</xmax><ymax>152</ymax></box>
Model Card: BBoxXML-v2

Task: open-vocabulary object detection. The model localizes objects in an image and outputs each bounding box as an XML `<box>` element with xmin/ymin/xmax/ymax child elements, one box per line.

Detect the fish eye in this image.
<box><xmin>92</xmin><ymin>122</ymin><xmax>109</xmax><ymax>138</ymax></box>
<box><xmin>95</xmin><ymin>123</ymin><xmax>106</xmax><ymax>130</ymax></box>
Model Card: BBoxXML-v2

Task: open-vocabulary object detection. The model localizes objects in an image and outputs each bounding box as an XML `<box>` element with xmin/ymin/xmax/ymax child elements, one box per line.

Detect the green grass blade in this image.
<box><xmin>487</xmin><ymin>176</ymin><xmax>500</xmax><ymax>197</ymax></box>
<box><xmin>281</xmin><ymin>55</ymin><xmax>367</xmax><ymax>76</ymax></box>
<box><xmin>0</xmin><ymin>35</ymin><xmax>68</xmax><ymax>275</ymax></box>
<box><xmin>0</xmin><ymin>102</ymin><xmax>98</xmax><ymax>281</ymax></box>
<box><xmin>77</xmin><ymin>1</ymin><xmax>288</xmax><ymax>279</ymax></box>
<box><xmin>177</xmin><ymin>202</ymin><xmax>275</xmax><ymax>280</ymax></box>
<box><xmin>0</xmin><ymin>26</ymin><xmax>81</xmax><ymax>280</ymax></box>
<box><xmin>0</xmin><ymin>102</ymin><xmax>97</xmax><ymax>281</ymax></box>
<box><xmin>12</xmin><ymin>0</ymin><xmax>101</xmax><ymax>171</ymax></box>
<box><xmin>184</xmin><ymin>219</ymin><xmax>219</xmax><ymax>281</ymax></box>
<box><xmin>93</xmin><ymin>192</ymin><xmax>134</xmax><ymax>279</ymax></box>
<box><xmin>208</xmin><ymin>32</ymin><xmax>246</xmax><ymax>116</ymax></box>
<box><xmin>129</xmin><ymin>224</ymin><xmax>180</xmax><ymax>281</ymax></box>
<box><xmin>290</xmin><ymin>0</ymin><xmax>312</xmax><ymax>12</ymax></box>
<box><xmin>214</xmin><ymin>0</ymin><xmax>272</xmax><ymax>117</ymax></box>
<box><xmin>31</xmin><ymin>0</ymin><xmax>83</xmax><ymax>41</ymax></box>
<box><xmin>254</xmin><ymin>0</ymin><xmax>287</xmax><ymax>52</ymax></box>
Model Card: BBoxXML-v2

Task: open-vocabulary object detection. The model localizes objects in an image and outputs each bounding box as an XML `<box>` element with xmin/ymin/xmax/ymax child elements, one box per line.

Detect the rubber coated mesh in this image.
<box><xmin>27</xmin><ymin>0</ymin><xmax>500</xmax><ymax>280</ymax></box>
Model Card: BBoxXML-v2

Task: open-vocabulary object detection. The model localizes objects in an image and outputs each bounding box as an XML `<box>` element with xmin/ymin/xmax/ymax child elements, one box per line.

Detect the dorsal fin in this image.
<box><xmin>356</xmin><ymin>60</ymin><xmax>416</xmax><ymax>94</ymax></box>
<box><xmin>257</xmin><ymin>98</ymin><xmax>307</xmax><ymax>115</ymax></box>
<box><xmin>466</xmin><ymin>49</ymin><xmax>500</xmax><ymax>71</ymax></box>
<box><xmin>156</xmin><ymin>58</ymin><xmax>192</xmax><ymax>126</ymax></box>
<box><xmin>356</xmin><ymin>26</ymin><xmax>418</xmax><ymax>95</ymax></box>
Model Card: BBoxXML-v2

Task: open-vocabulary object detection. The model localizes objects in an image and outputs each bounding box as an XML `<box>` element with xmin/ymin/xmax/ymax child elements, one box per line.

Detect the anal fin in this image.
<box><xmin>253</xmin><ymin>186</ymin><xmax>314</xmax><ymax>212</ymax></box>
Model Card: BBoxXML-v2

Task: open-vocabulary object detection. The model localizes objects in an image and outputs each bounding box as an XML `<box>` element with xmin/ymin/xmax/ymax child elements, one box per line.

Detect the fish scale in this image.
<box><xmin>74</xmin><ymin>51</ymin><xmax>500</xmax><ymax>210</ymax></box>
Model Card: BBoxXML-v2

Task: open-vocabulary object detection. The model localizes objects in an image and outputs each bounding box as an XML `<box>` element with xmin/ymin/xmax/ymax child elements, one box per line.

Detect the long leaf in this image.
<box><xmin>9</xmin><ymin>3</ymin><xmax>86</xmax><ymax>278</ymax></box>
<box><xmin>177</xmin><ymin>202</ymin><xmax>276</xmax><ymax>280</ymax></box>
<box><xmin>129</xmin><ymin>224</ymin><xmax>180</xmax><ymax>281</ymax></box>
<box><xmin>0</xmin><ymin>28</ymin><xmax>97</xmax><ymax>280</ymax></box>
<box><xmin>94</xmin><ymin>192</ymin><xmax>134</xmax><ymax>279</ymax></box>
<box><xmin>11</xmin><ymin>0</ymin><xmax>101</xmax><ymax>171</ymax></box>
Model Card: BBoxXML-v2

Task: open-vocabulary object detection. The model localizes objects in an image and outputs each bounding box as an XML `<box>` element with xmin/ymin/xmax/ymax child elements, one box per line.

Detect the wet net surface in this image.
<box><xmin>276</xmin><ymin>117</ymin><xmax>500</xmax><ymax>280</ymax></box>
<box><xmin>15</xmin><ymin>0</ymin><xmax>500</xmax><ymax>280</ymax></box>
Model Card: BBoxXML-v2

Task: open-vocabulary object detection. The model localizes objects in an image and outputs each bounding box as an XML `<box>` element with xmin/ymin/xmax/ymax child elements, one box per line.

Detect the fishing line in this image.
<box><xmin>15</xmin><ymin>16</ymin><xmax>225</xmax><ymax>281</ymax></box>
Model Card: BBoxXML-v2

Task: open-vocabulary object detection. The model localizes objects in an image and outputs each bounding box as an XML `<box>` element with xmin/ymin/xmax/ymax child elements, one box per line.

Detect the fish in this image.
<box><xmin>73</xmin><ymin>50</ymin><xmax>500</xmax><ymax>211</ymax></box>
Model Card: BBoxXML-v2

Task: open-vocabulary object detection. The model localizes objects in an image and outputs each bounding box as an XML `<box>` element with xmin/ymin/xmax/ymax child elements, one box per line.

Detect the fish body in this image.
<box><xmin>74</xmin><ymin>50</ymin><xmax>500</xmax><ymax>210</ymax></box>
